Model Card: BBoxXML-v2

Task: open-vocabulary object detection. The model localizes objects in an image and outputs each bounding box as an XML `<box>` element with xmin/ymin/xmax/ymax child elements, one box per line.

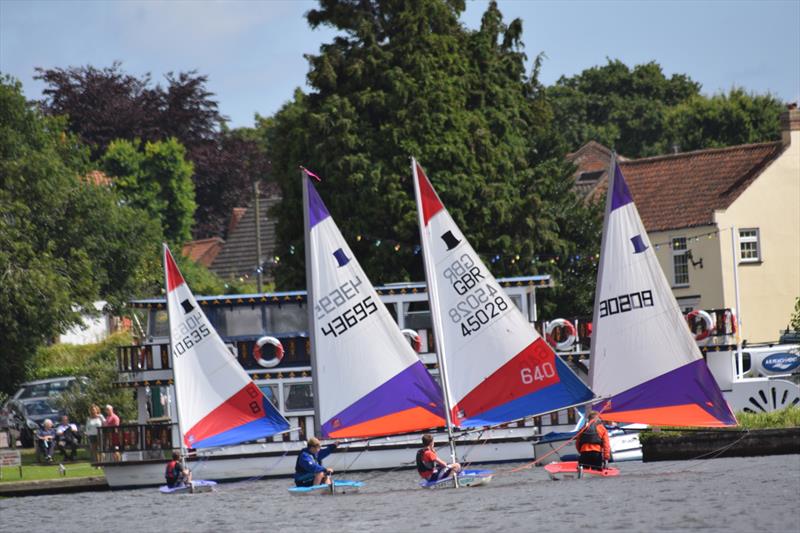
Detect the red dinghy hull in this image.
<box><xmin>544</xmin><ymin>461</ymin><xmax>619</xmax><ymax>480</ymax></box>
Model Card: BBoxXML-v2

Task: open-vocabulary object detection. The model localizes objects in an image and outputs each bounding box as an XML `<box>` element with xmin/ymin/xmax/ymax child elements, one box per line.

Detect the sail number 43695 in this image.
<box><xmin>520</xmin><ymin>363</ymin><xmax>555</xmax><ymax>384</ymax></box>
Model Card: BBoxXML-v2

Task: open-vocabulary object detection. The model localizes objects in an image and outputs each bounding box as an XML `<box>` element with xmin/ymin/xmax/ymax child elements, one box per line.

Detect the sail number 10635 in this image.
<box><xmin>520</xmin><ymin>363</ymin><xmax>555</xmax><ymax>384</ymax></box>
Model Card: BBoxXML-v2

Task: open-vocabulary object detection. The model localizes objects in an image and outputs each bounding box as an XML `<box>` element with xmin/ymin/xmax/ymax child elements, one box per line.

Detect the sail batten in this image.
<box><xmin>590</xmin><ymin>162</ymin><xmax>736</xmax><ymax>427</ymax></box>
<box><xmin>412</xmin><ymin>160</ymin><xmax>594</xmax><ymax>428</ymax></box>
<box><xmin>163</xmin><ymin>245</ymin><xmax>290</xmax><ymax>449</ymax></box>
<box><xmin>303</xmin><ymin>176</ymin><xmax>446</xmax><ymax>439</ymax></box>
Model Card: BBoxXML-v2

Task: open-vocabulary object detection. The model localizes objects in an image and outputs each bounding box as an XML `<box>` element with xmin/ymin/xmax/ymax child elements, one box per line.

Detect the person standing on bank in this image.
<box><xmin>85</xmin><ymin>404</ymin><xmax>105</xmax><ymax>464</ymax></box>
<box><xmin>294</xmin><ymin>437</ymin><xmax>337</xmax><ymax>487</ymax></box>
<box><xmin>575</xmin><ymin>410</ymin><xmax>611</xmax><ymax>470</ymax></box>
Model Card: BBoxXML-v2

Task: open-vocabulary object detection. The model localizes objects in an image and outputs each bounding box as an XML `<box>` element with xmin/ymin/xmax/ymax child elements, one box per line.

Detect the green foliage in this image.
<box><xmin>638</xmin><ymin>406</ymin><xmax>800</xmax><ymax>442</ymax></box>
<box><xmin>101</xmin><ymin>138</ymin><xmax>196</xmax><ymax>244</ymax></box>
<box><xmin>0</xmin><ymin>448</ymin><xmax>97</xmax><ymax>481</ymax></box>
<box><xmin>790</xmin><ymin>297</ymin><xmax>800</xmax><ymax>331</ymax></box>
<box><xmin>549</xmin><ymin>60</ymin><xmax>783</xmax><ymax>157</ymax></box>
<box><xmin>660</xmin><ymin>89</ymin><xmax>783</xmax><ymax>153</ymax></box>
<box><xmin>262</xmin><ymin>0</ymin><xmax>596</xmax><ymax>316</ymax></box>
<box><xmin>734</xmin><ymin>406</ymin><xmax>800</xmax><ymax>429</ymax></box>
<box><xmin>0</xmin><ymin>76</ymin><xmax>160</xmax><ymax>395</ymax></box>
<box><xmin>33</xmin><ymin>333</ymin><xmax>137</xmax><ymax>424</ymax></box>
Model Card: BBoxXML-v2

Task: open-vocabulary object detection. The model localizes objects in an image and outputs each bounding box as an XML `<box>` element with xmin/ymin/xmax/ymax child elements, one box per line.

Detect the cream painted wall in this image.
<box><xmin>650</xmin><ymin>225</ymin><xmax>726</xmax><ymax>310</ymax></box>
<box><xmin>715</xmin><ymin>131</ymin><xmax>800</xmax><ymax>344</ymax></box>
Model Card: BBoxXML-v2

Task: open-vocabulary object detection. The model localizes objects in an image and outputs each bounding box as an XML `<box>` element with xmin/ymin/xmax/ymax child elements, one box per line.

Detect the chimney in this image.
<box><xmin>780</xmin><ymin>103</ymin><xmax>799</xmax><ymax>146</ymax></box>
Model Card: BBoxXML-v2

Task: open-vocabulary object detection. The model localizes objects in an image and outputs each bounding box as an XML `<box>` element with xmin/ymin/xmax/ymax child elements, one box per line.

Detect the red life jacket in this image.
<box><xmin>165</xmin><ymin>460</ymin><xmax>179</xmax><ymax>483</ymax></box>
<box><xmin>416</xmin><ymin>449</ymin><xmax>435</xmax><ymax>475</ymax></box>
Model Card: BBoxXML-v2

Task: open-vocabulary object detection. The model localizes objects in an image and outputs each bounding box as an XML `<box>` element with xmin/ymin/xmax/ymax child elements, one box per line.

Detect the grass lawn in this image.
<box><xmin>0</xmin><ymin>447</ymin><xmax>103</xmax><ymax>483</ymax></box>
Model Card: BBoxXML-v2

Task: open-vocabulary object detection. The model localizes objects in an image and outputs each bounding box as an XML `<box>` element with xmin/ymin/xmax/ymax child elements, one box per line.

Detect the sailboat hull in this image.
<box><xmin>101</xmin><ymin>429</ymin><xmax>537</xmax><ymax>488</ymax></box>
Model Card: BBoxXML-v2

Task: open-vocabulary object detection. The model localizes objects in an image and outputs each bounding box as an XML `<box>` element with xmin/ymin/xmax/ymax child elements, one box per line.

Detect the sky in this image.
<box><xmin>1</xmin><ymin>0</ymin><xmax>798</xmax><ymax>129</ymax></box>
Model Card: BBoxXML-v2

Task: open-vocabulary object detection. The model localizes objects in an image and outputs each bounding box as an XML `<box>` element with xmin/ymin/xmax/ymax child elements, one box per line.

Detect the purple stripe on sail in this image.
<box><xmin>307</xmin><ymin>177</ymin><xmax>330</xmax><ymax>229</ymax></box>
<box><xmin>610</xmin><ymin>164</ymin><xmax>633</xmax><ymax>211</ymax></box>
<box><xmin>320</xmin><ymin>361</ymin><xmax>444</xmax><ymax>437</ymax></box>
<box><xmin>595</xmin><ymin>359</ymin><xmax>736</xmax><ymax>425</ymax></box>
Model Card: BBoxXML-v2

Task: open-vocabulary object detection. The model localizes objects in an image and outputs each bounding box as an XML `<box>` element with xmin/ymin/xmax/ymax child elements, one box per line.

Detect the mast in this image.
<box><xmin>411</xmin><ymin>157</ymin><xmax>460</xmax><ymax>487</ymax></box>
<box><xmin>588</xmin><ymin>152</ymin><xmax>617</xmax><ymax>389</ymax></box>
<box><xmin>302</xmin><ymin>172</ymin><xmax>323</xmax><ymax>438</ymax></box>
<box><xmin>162</xmin><ymin>244</ymin><xmax>188</xmax><ymax>469</ymax></box>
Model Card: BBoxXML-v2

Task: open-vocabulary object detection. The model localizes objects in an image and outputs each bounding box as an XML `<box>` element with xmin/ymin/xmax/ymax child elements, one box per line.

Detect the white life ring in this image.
<box><xmin>401</xmin><ymin>329</ymin><xmax>422</xmax><ymax>353</ymax></box>
<box><xmin>254</xmin><ymin>336</ymin><xmax>284</xmax><ymax>368</ymax></box>
<box><xmin>545</xmin><ymin>319</ymin><xmax>577</xmax><ymax>351</ymax></box>
<box><xmin>686</xmin><ymin>310</ymin><xmax>715</xmax><ymax>341</ymax></box>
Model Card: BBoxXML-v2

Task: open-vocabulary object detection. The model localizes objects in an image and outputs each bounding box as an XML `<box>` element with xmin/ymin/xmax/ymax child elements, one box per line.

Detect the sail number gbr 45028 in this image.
<box><xmin>443</xmin><ymin>254</ymin><xmax>512</xmax><ymax>337</ymax></box>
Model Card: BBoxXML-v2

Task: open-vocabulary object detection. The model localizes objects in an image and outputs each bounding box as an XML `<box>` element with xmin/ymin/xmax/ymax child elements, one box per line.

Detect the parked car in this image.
<box><xmin>12</xmin><ymin>376</ymin><xmax>86</xmax><ymax>400</ymax></box>
<box><xmin>2</xmin><ymin>398</ymin><xmax>65</xmax><ymax>447</ymax></box>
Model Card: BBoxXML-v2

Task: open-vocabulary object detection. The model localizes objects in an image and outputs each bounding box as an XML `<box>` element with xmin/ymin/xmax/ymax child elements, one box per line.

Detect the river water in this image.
<box><xmin>1</xmin><ymin>455</ymin><xmax>798</xmax><ymax>532</ymax></box>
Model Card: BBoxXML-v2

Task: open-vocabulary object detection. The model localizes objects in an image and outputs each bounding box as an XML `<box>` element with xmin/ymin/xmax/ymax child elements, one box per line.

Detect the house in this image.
<box><xmin>206</xmin><ymin>195</ymin><xmax>281</xmax><ymax>283</ymax></box>
<box><xmin>568</xmin><ymin>106</ymin><xmax>799</xmax><ymax>344</ymax></box>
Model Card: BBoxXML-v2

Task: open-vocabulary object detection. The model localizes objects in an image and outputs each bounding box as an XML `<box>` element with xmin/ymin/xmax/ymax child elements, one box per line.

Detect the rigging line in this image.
<box><xmin>490</xmin><ymin>403</ymin><xmax>612</xmax><ymax>477</ymax></box>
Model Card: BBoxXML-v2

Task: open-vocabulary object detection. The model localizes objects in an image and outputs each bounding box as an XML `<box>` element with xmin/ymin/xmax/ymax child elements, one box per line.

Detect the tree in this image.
<box><xmin>101</xmin><ymin>138</ymin><xmax>196</xmax><ymax>245</ymax></box>
<box><xmin>29</xmin><ymin>333</ymin><xmax>137</xmax><ymax>424</ymax></box>
<box><xmin>548</xmin><ymin>60</ymin><xmax>784</xmax><ymax>157</ymax></box>
<box><xmin>0</xmin><ymin>76</ymin><xmax>160</xmax><ymax>395</ymax></box>
<box><xmin>263</xmin><ymin>0</ymin><xmax>594</xmax><ymax>320</ymax></box>
<box><xmin>548</xmin><ymin>60</ymin><xmax>701</xmax><ymax>157</ymax></box>
<box><xmin>790</xmin><ymin>297</ymin><xmax>800</xmax><ymax>332</ymax></box>
<box><xmin>660</xmin><ymin>89</ymin><xmax>783</xmax><ymax>154</ymax></box>
<box><xmin>35</xmin><ymin>64</ymin><xmax>265</xmax><ymax>239</ymax></box>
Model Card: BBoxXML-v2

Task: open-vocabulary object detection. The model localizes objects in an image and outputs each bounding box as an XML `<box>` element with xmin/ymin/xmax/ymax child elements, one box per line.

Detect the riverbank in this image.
<box><xmin>0</xmin><ymin>476</ymin><xmax>108</xmax><ymax>497</ymax></box>
<box><xmin>641</xmin><ymin>427</ymin><xmax>800</xmax><ymax>462</ymax></box>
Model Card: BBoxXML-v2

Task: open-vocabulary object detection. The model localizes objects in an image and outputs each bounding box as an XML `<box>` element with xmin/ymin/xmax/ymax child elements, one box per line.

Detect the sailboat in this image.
<box><xmin>543</xmin><ymin>157</ymin><xmax>737</xmax><ymax>478</ymax></box>
<box><xmin>160</xmin><ymin>244</ymin><xmax>291</xmax><ymax>493</ymax></box>
<box><xmin>411</xmin><ymin>158</ymin><xmax>595</xmax><ymax>486</ymax></box>
<box><xmin>294</xmin><ymin>172</ymin><xmax>448</xmax><ymax>493</ymax></box>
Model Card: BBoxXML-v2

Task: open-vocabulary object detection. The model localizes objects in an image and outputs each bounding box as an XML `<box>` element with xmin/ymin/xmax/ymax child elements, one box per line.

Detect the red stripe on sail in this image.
<box><xmin>416</xmin><ymin>162</ymin><xmax>444</xmax><ymax>226</ymax></box>
<box><xmin>184</xmin><ymin>382</ymin><xmax>265</xmax><ymax>447</ymax></box>
<box><xmin>452</xmin><ymin>338</ymin><xmax>560</xmax><ymax>425</ymax></box>
<box><xmin>164</xmin><ymin>246</ymin><xmax>185</xmax><ymax>292</ymax></box>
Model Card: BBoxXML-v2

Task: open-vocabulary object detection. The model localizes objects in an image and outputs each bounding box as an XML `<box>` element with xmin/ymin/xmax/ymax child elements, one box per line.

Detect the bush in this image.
<box><xmin>30</xmin><ymin>333</ymin><xmax>136</xmax><ymax>424</ymax></box>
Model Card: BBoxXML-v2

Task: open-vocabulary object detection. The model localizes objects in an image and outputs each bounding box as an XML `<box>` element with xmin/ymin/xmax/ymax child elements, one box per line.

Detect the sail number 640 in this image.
<box><xmin>520</xmin><ymin>363</ymin><xmax>555</xmax><ymax>384</ymax></box>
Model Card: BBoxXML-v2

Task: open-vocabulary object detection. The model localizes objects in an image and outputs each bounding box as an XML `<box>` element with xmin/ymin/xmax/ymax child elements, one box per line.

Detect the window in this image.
<box><xmin>283</xmin><ymin>382</ymin><xmax>314</xmax><ymax>412</ymax></box>
<box><xmin>672</xmin><ymin>237</ymin><xmax>689</xmax><ymax>286</ymax></box>
<box><xmin>258</xmin><ymin>384</ymin><xmax>280</xmax><ymax>410</ymax></box>
<box><xmin>739</xmin><ymin>228</ymin><xmax>761</xmax><ymax>263</ymax></box>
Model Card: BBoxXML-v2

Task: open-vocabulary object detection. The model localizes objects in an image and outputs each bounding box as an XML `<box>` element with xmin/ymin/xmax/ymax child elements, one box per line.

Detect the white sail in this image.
<box><xmin>589</xmin><ymin>161</ymin><xmax>736</xmax><ymax>427</ymax></box>
<box><xmin>163</xmin><ymin>244</ymin><xmax>290</xmax><ymax>448</ymax></box>
<box><xmin>302</xmin><ymin>176</ymin><xmax>445</xmax><ymax>439</ymax></box>
<box><xmin>412</xmin><ymin>159</ymin><xmax>594</xmax><ymax>428</ymax></box>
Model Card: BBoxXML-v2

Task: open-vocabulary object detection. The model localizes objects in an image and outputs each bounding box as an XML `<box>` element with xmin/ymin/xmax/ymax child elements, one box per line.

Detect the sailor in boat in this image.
<box><xmin>165</xmin><ymin>451</ymin><xmax>192</xmax><ymax>488</ymax></box>
<box><xmin>294</xmin><ymin>437</ymin><xmax>338</xmax><ymax>487</ymax></box>
<box><xmin>416</xmin><ymin>434</ymin><xmax>462</xmax><ymax>482</ymax></box>
<box><xmin>576</xmin><ymin>411</ymin><xmax>610</xmax><ymax>471</ymax></box>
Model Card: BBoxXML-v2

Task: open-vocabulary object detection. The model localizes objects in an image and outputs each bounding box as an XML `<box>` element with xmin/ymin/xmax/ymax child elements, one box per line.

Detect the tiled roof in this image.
<box><xmin>182</xmin><ymin>237</ymin><xmax>224</xmax><ymax>268</ymax></box>
<box><xmin>571</xmin><ymin>141</ymin><xmax>785</xmax><ymax>232</ymax></box>
<box><xmin>210</xmin><ymin>195</ymin><xmax>281</xmax><ymax>281</ymax></box>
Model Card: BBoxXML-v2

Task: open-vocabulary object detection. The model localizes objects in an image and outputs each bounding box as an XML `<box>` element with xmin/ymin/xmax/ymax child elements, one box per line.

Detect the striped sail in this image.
<box><xmin>589</xmin><ymin>161</ymin><xmax>736</xmax><ymax>427</ymax></box>
<box><xmin>163</xmin><ymin>244</ymin><xmax>290</xmax><ymax>448</ymax></box>
<box><xmin>412</xmin><ymin>160</ymin><xmax>594</xmax><ymax>428</ymax></box>
<box><xmin>303</xmin><ymin>177</ymin><xmax>445</xmax><ymax>439</ymax></box>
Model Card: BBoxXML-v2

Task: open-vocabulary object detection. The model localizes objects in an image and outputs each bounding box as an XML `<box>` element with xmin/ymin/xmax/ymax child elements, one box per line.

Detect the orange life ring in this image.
<box><xmin>254</xmin><ymin>336</ymin><xmax>284</xmax><ymax>368</ymax></box>
<box><xmin>686</xmin><ymin>310</ymin><xmax>715</xmax><ymax>341</ymax></box>
<box><xmin>545</xmin><ymin>319</ymin><xmax>577</xmax><ymax>351</ymax></box>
